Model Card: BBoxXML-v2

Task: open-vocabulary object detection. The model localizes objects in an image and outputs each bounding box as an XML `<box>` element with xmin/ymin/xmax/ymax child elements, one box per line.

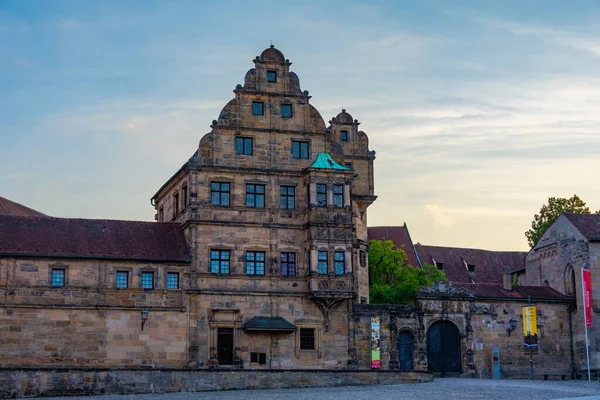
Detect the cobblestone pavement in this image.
<box><xmin>41</xmin><ymin>378</ymin><xmax>600</xmax><ymax>400</ymax></box>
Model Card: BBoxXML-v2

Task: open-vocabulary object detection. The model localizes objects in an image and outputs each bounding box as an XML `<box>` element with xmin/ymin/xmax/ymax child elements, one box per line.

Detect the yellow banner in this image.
<box><xmin>522</xmin><ymin>306</ymin><xmax>537</xmax><ymax>336</ymax></box>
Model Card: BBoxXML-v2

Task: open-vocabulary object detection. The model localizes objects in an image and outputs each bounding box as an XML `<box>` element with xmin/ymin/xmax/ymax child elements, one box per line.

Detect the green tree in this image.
<box><xmin>525</xmin><ymin>195</ymin><xmax>599</xmax><ymax>248</ymax></box>
<box><xmin>369</xmin><ymin>239</ymin><xmax>446</xmax><ymax>304</ymax></box>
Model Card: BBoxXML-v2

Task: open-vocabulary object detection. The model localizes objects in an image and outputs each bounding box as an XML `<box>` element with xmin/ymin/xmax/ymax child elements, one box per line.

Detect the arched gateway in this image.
<box><xmin>427</xmin><ymin>320</ymin><xmax>461</xmax><ymax>375</ymax></box>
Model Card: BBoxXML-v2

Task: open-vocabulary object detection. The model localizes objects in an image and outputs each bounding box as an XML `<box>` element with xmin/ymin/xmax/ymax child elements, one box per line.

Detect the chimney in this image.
<box><xmin>502</xmin><ymin>266</ymin><xmax>512</xmax><ymax>291</ymax></box>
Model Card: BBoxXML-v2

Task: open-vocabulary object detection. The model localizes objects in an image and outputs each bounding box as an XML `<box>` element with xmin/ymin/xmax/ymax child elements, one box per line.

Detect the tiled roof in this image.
<box><xmin>455</xmin><ymin>283</ymin><xmax>574</xmax><ymax>302</ymax></box>
<box><xmin>242</xmin><ymin>316</ymin><xmax>296</xmax><ymax>332</ymax></box>
<box><xmin>416</xmin><ymin>244</ymin><xmax>526</xmax><ymax>284</ymax></box>
<box><xmin>0</xmin><ymin>215</ymin><xmax>190</xmax><ymax>262</ymax></box>
<box><xmin>0</xmin><ymin>196</ymin><xmax>46</xmax><ymax>217</ymax></box>
<box><xmin>368</xmin><ymin>225</ymin><xmax>422</xmax><ymax>268</ymax></box>
<box><xmin>309</xmin><ymin>152</ymin><xmax>349</xmax><ymax>170</ymax></box>
<box><xmin>563</xmin><ymin>213</ymin><xmax>600</xmax><ymax>241</ymax></box>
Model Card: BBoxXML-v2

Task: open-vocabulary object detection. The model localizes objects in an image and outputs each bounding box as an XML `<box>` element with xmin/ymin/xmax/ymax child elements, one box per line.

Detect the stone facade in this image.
<box><xmin>151</xmin><ymin>45</ymin><xmax>376</xmax><ymax>370</ymax></box>
<box><xmin>525</xmin><ymin>213</ymin><xmax>600</xmax><ymax>375</ymax></box>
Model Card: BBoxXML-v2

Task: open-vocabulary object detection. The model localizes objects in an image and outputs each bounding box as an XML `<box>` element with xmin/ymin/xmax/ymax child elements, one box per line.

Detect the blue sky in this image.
<box><xmin>1</xmin><ymin>0</ymin><xmax>599</xmax><ymax>250</ymax></box>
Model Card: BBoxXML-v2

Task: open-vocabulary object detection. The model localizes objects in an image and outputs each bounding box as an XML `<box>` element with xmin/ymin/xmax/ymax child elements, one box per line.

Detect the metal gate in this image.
<box><xmin>397</xmin><ymin>331</ymin><xmax>414</xmax><ymax>370</ymax></box>
<box><xmin>427</xmin><ymin>320</ymin><xmax>461</xmax><ymax>375</ymax></box>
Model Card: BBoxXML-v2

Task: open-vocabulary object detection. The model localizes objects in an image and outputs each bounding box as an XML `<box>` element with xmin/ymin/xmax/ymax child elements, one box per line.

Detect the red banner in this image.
<box><xmin>583</xmin><ymin>269</ymin><xmax>592</xmax><ymax>327</ymax></box>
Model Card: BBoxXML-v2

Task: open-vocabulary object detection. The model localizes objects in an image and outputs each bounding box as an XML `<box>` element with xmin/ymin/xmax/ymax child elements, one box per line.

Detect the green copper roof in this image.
<box><xmin>309</xmin><ymin>152</ymin><xmax>349</xmax><ymax>170</ymax></box>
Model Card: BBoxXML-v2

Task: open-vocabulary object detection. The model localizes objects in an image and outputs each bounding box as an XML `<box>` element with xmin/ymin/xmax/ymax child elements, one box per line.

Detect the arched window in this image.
<box><xmin>564</xmin><ymin>265</ymin><xmax>576</xmax><ymax>297</ymax></box>
<box><xmin>543</xmin><ymin>280</ymin><xmax>549</xmax><ymax>287</ymax></box>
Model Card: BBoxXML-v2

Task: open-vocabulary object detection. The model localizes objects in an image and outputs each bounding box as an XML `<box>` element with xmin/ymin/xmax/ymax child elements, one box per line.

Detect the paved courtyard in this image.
<box><xmin>40</xmin><ymin>378</ymin><xmax>600</xmax><ymax>400</ymax></box>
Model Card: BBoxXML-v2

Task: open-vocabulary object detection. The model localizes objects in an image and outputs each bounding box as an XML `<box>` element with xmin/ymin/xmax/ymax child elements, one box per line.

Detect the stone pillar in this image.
<box><xmin>310</xmin><ymin>248</ymin><xmax>318</xmax><ymax>274</ymax></box>
<box><xmin>345</xmin><ymin>250</ymin><xmax>352</xmax><ymax>274</ymax></box>
<box><xmin>309</xmin><ymin>182</ymin><xmax>316</xmax><ymax>206</ymax></box>
<box><xmin>344</xmin><ymin>184</ymin><xmax>351</xmax><ymax>207</ymax></box>
<box><xmin>327</xmin><ymin>187</ymin><xmax>333</xmax><ymax>206</ymax></box>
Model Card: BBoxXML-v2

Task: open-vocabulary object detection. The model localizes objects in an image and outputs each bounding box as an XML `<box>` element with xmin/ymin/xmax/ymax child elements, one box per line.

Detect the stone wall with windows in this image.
<box><xmin>0</xmin><ymin>256</ymin><xmax>189</xmax><ymax>368</ymax></box>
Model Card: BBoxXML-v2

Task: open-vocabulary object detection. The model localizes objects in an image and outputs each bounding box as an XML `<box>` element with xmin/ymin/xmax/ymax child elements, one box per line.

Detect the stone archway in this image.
<box><xmin>427</xmin><ymin>320</ymin><xmax>461</xmax><ymax>375</ymax></box>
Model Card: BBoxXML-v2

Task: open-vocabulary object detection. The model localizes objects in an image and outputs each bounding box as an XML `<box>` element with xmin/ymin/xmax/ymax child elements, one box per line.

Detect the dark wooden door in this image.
<box><xmin>427</xmin><ymin>321</ymin><xmax>461</xmax><ymax>375</ymax></box>
<box><xmin>397</xmin><ymin>331</ymin><xmax>414</xmax><ymax>370</ymax></box>
<box><xmin>217</xmin><ymin>328</ymin><xmax>234</xmax><ymax>365</ymax></box>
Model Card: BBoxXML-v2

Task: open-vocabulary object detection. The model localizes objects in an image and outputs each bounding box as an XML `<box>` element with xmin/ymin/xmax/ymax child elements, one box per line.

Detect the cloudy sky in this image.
<box><xmin>1</xmin><ymin>0</ymin><xmax>599</xmax><ymax>251</ymax></box>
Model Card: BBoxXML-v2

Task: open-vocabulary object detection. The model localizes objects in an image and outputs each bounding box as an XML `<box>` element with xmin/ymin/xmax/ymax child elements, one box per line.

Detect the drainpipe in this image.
<box><xmin>568</xmin><ymin>304</ymin><xmax>575</xmax><ymax>379</ymax></box>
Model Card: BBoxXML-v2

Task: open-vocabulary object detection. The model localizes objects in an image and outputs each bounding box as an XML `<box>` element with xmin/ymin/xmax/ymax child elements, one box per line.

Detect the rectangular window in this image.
<box><xmin>210</xmin><ymin>250</ymin><xmax>230</xmax><ymax>274</ymax></box>
<box><xmin>291</xmin><ymin>141</ymin><xmax>309</xmax><ymax>159</ymax></box>
<box><xmin>341</xmin><ymin>130</ymin><xmax>348</xmax><ymax>141</ymax></box>
<box><xmin>246</xmin><ymin>184</ymin><xmax>265</xmax><ymax>208</ymax></box>
<box><xmin>345</xmin><ymin>163</ymin><xmax>352</xmax><ymax>169</ymax></box>
<box><xmin>167</xmin><ymin>272</ymin><xmax>179</xmax><ymax>289</ymax></box>
<box><xmin>51</xmin><ymin>269</ymin><xmax>65</xmax><ymax>287</ymax></box>
<box><xmin>235</xmin><ymin>137</ymin><xmax>253</xmax><ymax>155</ymax></box>
<box><xmin>250</xmin><ymin>352</ymin><xmax>258</xmax><ymax>363</ymax></box>
<box><xmin>316</xmin><ymin>184</ymin><xmax>327</xmax><ymax>207</ymax></box>
<box><xmin>173</xmin><ymin>192</ymin><xmax>179</xmax><ymax>218</ymax></box>
<box><xmin>252</xmin><ymin>101</ymin><xmax>264</xmax><ymax>116</ymax></box>
<box><xmin>280</xmin><ymin>186</ymin><xmax>295</xmax><ymax>209</ymax></box>
<box><xmin>435</xmin><ymin>262</ymin><xmax>444</xmax><ymax>270</ymax></box>
<box><xmin>116</xmin><ymin>271</ymin><xmax>129</xmax><ymax>289</ymax></box>
<box><xmin>246</xmin><ymin>251</ymin><xmax>265</xmax><ymax>275</ymax></box>
<box><xmin>300</xmin><ymin>328</ymin><xmax>315</xmax><ymax>350</ymax></box>
<box><xmin>211</xmin><ymin>182</ymin><xmax>230</xmax><ymax>206</ymax></box>
<box><xmin>182</xmin><ymin>185</ymin><xmax>188</xmax><ymax>211</ymax></box>
<box><xmin>159</xmin><ymin>207</ymin><xmax>164</xmax><ymax>222</ymax></box>
<box><xmin>360</xmin><ymin>250</ymin><xmax>366</xmax><ymax>267</ymax></box>
<box><xmin>318</xmin><ymin>251</ymin><xmax>328</xmax><ymax>275</ymax></box>
<box><xmin>281</xmin><ymin>252</ymin><xmax>296</xmax><ymax>276</ymax></box>
<box><xmin>267</xmin><ymin>70</ymin><xmax>277</xmax><ymax>82</ymax></box>
<box><xmin>141</xmin><ymin>271</ymin><xmax>154</xmax><ymax>289</ymax></box>
<box><xmin>333</xmin><ymin>184</ymin><xmax>344</xmax><ymax>208</ymax></box>
<box><xmin>258</xmin><ymin>352</ymin><xmax>266</xmax><ymax>364</ymax></box>
<box><xmin>335</xmin><ymin>251</ymin><xmax>345</xmax><ymax>275</ymax></box>
<box><xmin>281</xmin><ymin>104</ymin><xmax>292</xmax><ymax>118</ymax></box>
<box><xmin>468</xmin><ymin>264</ymin><xmax>475</xmax><ymax>273</ymax></box>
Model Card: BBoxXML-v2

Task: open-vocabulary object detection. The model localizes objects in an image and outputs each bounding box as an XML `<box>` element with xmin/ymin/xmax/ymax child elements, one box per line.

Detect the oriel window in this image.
<box><xmin>335</xmin><ymin>251</ymin><xmax>345</xmax><ymax>275</ymax></box>
<box><xmin>246</xmin><ymin>184</ymin><xmax>265</xmax><ymax>208</ymax></box>
<box><xmin>316</xmin><ymin>184</ymin><xmax>327</xmax><ymax>207</ymax></box>
<box><xmin>318</xmin><ymin>251</ymin><xmax>328</xmax><ymax>274</ymax></box>
<box><xmin>333</xmin><ymin>184</ymin><xmax>344</xmax><ymax>208</ymax></box>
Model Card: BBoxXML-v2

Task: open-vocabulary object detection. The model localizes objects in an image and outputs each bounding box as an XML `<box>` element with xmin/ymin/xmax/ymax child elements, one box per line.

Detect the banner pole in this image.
<box><xmin>581</xmin><ymin>269</ymin><xmax>591</xmax><ymax>382</ymax></box>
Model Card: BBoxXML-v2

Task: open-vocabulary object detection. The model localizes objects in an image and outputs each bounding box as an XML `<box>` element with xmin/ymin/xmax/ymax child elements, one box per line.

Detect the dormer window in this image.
<box><xmin>341</xmin><ymin>130</ymin><xmax>348</xmax><ymax>141</ymax></box>
<box><xmin>435</xmin><ymin>262</ymin><xmax>444</xmax><ymax>270</ymax></box>
<box><xmin>267</xmin><ymin>70</ymin><xmax>277</xmax><ymax>82</ymax></box>
<box><xmin>281</xmin><ymin>104</ymin><xmax>292</xmax><ymax>118</ymax></box>
<box><xmin>467</xmin><ymin>264</ymin><xmax>475</xmax><ymax>273</ymax></box>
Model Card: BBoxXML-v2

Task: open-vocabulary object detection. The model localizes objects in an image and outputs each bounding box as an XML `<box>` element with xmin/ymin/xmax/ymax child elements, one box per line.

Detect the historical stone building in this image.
<box><xmin>151</xmin><ymin>45</ymin><xmax>376</xmax><ymax>369</ymax></box>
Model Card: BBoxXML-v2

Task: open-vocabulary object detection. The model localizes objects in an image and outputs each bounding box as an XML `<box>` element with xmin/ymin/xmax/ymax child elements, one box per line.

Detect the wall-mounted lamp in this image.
<box><xmin>507</xmin><ymin>317</ymin><xmax>517</xmax><ymax>336</ymax></box>
<box><xmin>141</xmin><ymin>309</ymin><xmax>149</xmax><ymax>331</ymax></box>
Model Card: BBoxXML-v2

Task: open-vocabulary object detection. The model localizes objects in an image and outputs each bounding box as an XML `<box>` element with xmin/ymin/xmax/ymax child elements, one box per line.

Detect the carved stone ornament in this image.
<box><xmin>416</xmin><ymin>281</ymin><xmax>473</xmax><ymax>298</ymax></box>
<box><xmin>469</xmin><ymin>303</ymin><xmax>498</xmax><ymax>316</ymax></box>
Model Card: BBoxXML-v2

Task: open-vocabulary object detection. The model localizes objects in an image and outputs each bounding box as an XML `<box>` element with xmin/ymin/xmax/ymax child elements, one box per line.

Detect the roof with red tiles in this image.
<box><xmin>563</xmin><ymin>212</ymin><xmax>600</xmax><ymax>241</ymax></box>
<box><xmin>416</xmin><ymin>244</ymin><xmax>526</xmax><ymax>284</ymax></box>
<box><xmin>455</xmin><ymin>283</ymin><xmax>574</xmax><ymax>302</ymax></box>
<box><xmin>368</xmin><ymin>225</ymin><xmax>422</xmax><ymax>268</ymax></box>
<box><xmin>0</xmin><ymin>215</ymin><xmax>190</xmax><ymax>262</ymax></box>
<box><xmin>0</xmin><ymin>196</ymin><xmax>47</xmax><ymax>217</ymax></box>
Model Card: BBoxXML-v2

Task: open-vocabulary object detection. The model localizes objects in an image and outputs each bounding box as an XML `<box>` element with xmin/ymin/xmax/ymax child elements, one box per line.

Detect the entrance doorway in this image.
<box><xmin>397</xmin><ymin>331</ymin><xmax>414</xmax><ymax>370</ymax></box>
<box><xmin>427</xmin><ymin>320</ymin><xmax>461</xmax><ymax>375</ymax></box>
<box><xmin>217</xmin><ymin>327</ymin><xmax>234</xmax><ymax>365</ymax></box>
